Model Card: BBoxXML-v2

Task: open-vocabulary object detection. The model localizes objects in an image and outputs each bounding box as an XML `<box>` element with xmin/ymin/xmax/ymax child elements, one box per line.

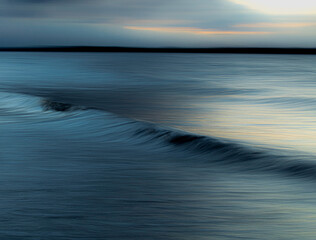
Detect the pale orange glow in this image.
<box><xmin>124</xmin><ymin>26</ymin><xmax>271</xmax><ymax>35</ymax></box>
<box><xmin>235</xmin><ymin>22</ymin><xmax>316</xmax><ymax>28</ymax></box>
<box><xmin>230</xmin><ymin>0</ymin><xmax>316</xmax><ymax>15</ymax></box>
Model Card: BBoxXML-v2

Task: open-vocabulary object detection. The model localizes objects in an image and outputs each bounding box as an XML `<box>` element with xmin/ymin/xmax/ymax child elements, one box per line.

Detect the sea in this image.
<box><xmin>1</xmin><ymin>52</ymin><xmax>316</xmax><ymax>239</ymax></box>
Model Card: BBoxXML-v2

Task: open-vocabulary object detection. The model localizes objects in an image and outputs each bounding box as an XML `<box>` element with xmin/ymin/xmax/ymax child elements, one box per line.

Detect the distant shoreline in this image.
<box><xmin>1</xmin><ymin>46</ymin><xmax>316</xmax><ymax>54</ymax></box>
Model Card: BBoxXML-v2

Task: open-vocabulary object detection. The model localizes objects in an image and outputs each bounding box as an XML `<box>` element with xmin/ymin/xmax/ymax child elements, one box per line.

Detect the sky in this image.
<box><xmin>1</xmin><ymin>0</ymin><xmax>316</xmax><ymax>47</ymax></box>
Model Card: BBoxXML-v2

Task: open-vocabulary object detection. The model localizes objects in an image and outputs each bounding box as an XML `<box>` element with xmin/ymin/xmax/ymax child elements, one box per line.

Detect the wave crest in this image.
<box><xmin>1</xmin><ymin>91</ymin><xmax>316</xmax><ymax>179</ymax></box>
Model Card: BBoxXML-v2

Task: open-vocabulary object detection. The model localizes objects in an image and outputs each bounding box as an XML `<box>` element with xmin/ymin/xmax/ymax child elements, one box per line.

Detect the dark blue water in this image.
<box><xmin>1</xmin><ymin>52</ymin><xmax>316</xmax><ymax>239</ymax></box>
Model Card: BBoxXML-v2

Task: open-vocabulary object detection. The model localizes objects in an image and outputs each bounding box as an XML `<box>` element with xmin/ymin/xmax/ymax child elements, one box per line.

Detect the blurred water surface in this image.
<box><xmin>1</xmin><ymin>52</ymin><xmax>316</xmax><ymax>239</ymax></box>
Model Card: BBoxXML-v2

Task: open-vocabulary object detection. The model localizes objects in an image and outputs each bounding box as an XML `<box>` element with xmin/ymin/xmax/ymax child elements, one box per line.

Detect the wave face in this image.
<box><xmin>1</xmin><ymin>90</ymin><xmax>315</xmax><ymax>180</ymax></box>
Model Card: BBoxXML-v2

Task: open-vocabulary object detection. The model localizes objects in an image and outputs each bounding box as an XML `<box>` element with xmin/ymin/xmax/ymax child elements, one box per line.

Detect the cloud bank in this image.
<box><xmin>0</xmin><ymin>0</ymin><xmax>316</xmax><ymax>47</ymax></box>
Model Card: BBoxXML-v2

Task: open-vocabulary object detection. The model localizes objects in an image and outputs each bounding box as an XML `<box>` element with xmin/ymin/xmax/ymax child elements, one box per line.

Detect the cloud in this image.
<box><xmin>9</xmin><ymin>0</ymin><xmax>60</xmax><ymax>3</ymax></box>
<box><xmin>124</xmin><ymin>26</ymin><xmax>271</xmax><ymax>35</ymax></box>
<box><xmin>0</xmin><ymin>0</ymin><xmax>262</xmax><ymax>25</ymax></box>
<box><xmin>235</xmin><ymin>22</ymin><xmax>316</xmax><ymax>28</ymax></box>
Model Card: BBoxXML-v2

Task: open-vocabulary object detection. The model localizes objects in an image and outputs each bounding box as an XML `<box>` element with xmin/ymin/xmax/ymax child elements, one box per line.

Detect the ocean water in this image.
<box><xmin>1</xmin><ymin>52</ymin><xmax>316</xmax><ymax>239</ymax></box>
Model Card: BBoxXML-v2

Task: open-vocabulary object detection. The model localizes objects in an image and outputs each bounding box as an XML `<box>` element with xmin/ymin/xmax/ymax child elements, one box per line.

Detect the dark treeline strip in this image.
<box><xmin>1</xmin><ymin>46</ymin><xmax>316</xmax><ymax>54</ymax></box>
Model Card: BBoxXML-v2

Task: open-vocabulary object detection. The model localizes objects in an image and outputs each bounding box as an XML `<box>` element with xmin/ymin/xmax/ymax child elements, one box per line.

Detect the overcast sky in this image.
<box><xmin>1</xmin><ymin>0</ymin><xmax>316</xmax><ymax>47</ymax></box>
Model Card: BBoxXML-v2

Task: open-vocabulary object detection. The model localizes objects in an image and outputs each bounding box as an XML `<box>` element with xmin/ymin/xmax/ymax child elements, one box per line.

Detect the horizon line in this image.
<box><xmin>1</xmin><ymin>46</ymin><xmax>316</xmax><ymax>54</ymax></box>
